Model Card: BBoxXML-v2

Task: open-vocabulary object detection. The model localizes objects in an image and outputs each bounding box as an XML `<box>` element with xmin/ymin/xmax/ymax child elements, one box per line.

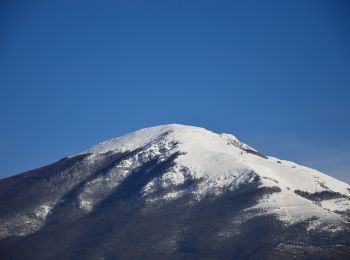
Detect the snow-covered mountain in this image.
<box><xmin>1</xmin><ymin>124</ymin><xmax>350</xmax><ymax>259</ymax></box>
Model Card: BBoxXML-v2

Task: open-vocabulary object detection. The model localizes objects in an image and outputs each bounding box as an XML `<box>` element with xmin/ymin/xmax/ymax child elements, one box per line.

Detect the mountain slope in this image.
<box><xmin>0</xmin><ymin>124</ymin><xmax>349</xmax><ymax>259</ymax></box>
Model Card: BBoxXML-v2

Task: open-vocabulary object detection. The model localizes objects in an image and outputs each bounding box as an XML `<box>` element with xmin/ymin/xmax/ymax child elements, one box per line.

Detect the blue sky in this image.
<box><xmin>1</xmin><ymin>0</ymin><xmax>349</xmax><ymax>183</ymax></box>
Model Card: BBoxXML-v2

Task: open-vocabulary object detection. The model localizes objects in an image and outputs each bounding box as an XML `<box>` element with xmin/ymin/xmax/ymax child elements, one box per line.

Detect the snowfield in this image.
<box><xmin>83</xmin><ymin>124</ymin><xmax>350</xmax><ymax>227</ymax></box>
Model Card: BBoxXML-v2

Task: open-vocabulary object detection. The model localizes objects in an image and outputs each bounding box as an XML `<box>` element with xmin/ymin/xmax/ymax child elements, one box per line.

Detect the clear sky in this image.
<box><xmin>1</xmin><ymin>0</ymin><xmax>349</xmax><ymax>183</ymax></box>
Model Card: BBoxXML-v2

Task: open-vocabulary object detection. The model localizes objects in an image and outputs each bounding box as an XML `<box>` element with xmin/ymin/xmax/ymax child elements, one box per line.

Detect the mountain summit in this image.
<box><xmin>1</xmin><ymin>124</ymin><xmax>350</xmax><ymax>259</ymax></box>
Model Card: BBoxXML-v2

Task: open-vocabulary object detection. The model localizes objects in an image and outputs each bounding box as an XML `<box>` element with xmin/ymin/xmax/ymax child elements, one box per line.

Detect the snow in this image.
<box><xmin>85</xmin><ymin>124</ymin><xmax>256</xmax><ymax>191</ymax></box>
<box><xmin>82</xmin><ymin>124</ymin><xmax>350</xmax><ymax>226</ymax></box>
<box><xmin>0</xmin><ymin>203</ymin><xmax>52</xmax><ymax>238</ymax></box>
<box><xmin>321</xmin><ymin>198</ymin><xmax>350</xmax><ymax>212</ymax></box>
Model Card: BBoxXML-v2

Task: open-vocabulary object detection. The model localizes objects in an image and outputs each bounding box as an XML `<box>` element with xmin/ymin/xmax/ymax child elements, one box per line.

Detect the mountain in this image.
<box><xmin>0</xmin><ymin>124</ymin><xmax>350</xmax><ymax>259</ymax></box>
